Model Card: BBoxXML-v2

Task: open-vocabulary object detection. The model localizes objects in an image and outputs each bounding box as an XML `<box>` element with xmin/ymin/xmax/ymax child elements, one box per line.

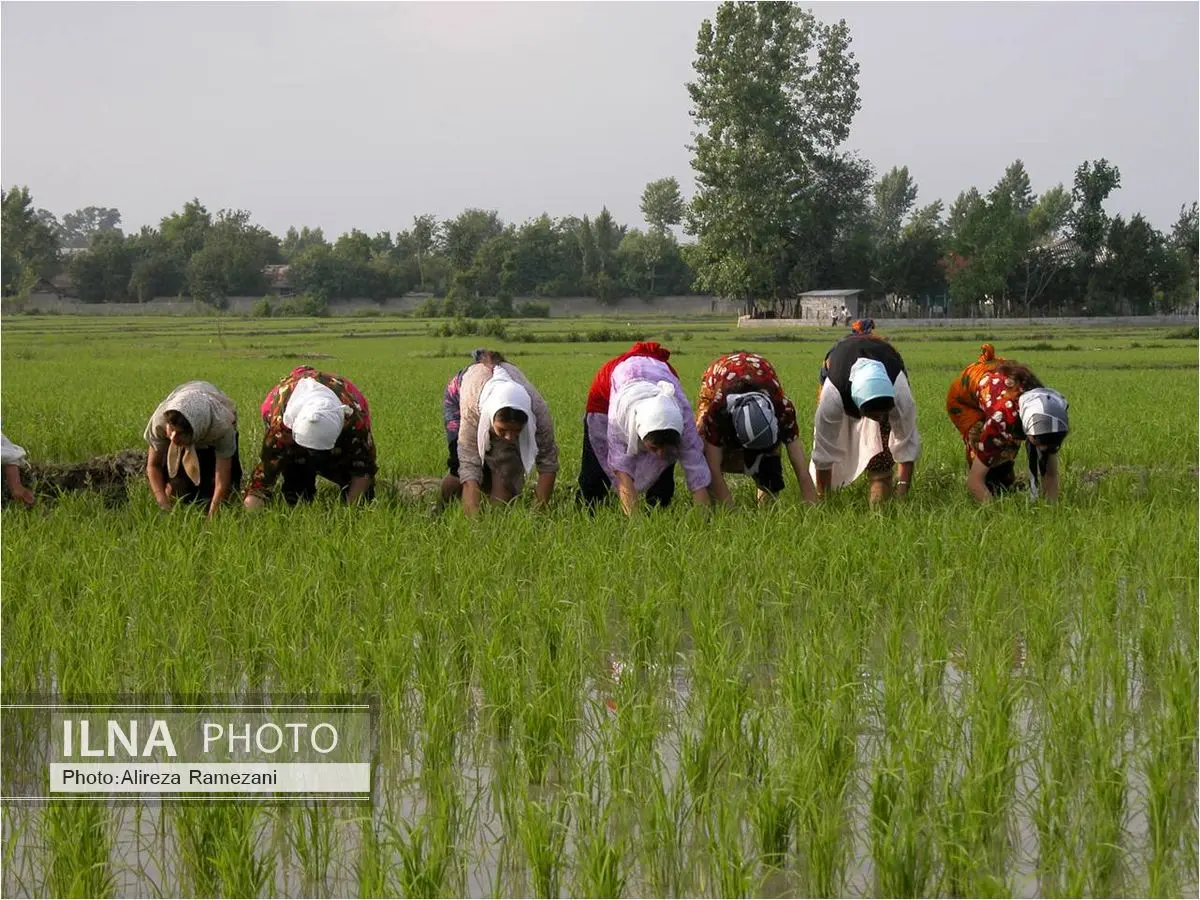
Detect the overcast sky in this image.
<box><xmin>2</xmin><ymin>2</ymin><xmax>1196</xmax><ymax>238</ymax></box>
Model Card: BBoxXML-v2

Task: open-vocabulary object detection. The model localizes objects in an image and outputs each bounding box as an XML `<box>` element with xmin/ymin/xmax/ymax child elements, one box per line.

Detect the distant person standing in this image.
<box><xmin>830</xmin><ymin>306</ymin><xmax>839</xmax><ymax>327</ymax></box>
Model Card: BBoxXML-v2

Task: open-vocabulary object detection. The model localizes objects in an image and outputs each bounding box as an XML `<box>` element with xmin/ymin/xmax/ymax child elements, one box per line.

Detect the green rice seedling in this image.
<box><xmin>43</xmin><ymin>801</ymin><xmax>116</xmax><ymax>898</ymax></box>
<box><xmin>348</xmin><ymin>814</ymin><xmax>389</xmax><ymax>899</ymax></box>
<box><xmin>708</xmin><ymin>793</ymin><xmax>755</xmax><ymax>898</ymax></box>
<box><xmin>286</xmin><ymin>801</ymin><xmax>337</xmax><ymax>897</ymax></box>
<box><xmin>514</xmin><ymin>790</ymin><xmax>571</xmax><ymax>898</ymax></box>
<box><xmin>637</xmin><ymin>768</ymin><xmax>690</xmax><ymax>897</ymax></box>
<box><xmin>572</xmin><ymin>800</ymin><xmax>628</xmax><ymax>899</ymax></box>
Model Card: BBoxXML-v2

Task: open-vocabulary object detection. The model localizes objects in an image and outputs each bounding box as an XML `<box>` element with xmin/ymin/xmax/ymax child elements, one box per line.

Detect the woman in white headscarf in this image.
<box><xmin>244</xmin><ymin>366</ymin><xmax>377</xmax><ymax>508</ymax></box>
<box><xmin>2</xmin><ymin>430</ymin><xmax>35</xmax><ymax>508</ymax></box>
<box><xmin>448</xmin><ymin>351</ymin><xmax>558</xmax><ymax>516</ymax></box>
<box><xmin>143</xmin><ymin>381</ymin><xmax>241</xmax><ymax>517</ymax></box>
<box><xmin>579</xmin><ymin>343</ymin><xmax>711</xmax><ymax>515</ymax></box>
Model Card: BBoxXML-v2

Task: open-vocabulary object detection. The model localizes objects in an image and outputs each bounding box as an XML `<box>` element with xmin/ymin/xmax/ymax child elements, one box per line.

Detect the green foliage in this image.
<box><xmin>516</xmin><ymin>301</ymin><xmax>551</xmax><ymax>318</ymax></box>
<box><xmin>70</xmin><ymin>230</ymin><xmax>132</xmax><ymax>303</ymax></box>
<box><xmin>280</xmin><ymin>225</ymin><xmax>327</xmax><ymax>261</ymax></box>
<box><xmin>1</xmin><ymin>186</ymin><xmax>60</xmax><ymax>296</ymax></box>
<box><xmin>275</xmin><ymin>292</ymin><xmax>329</xmax><ymax>317</ymax></box>
<box><xmin>185</xmin><ymin>209</ymin><xmax>279</xmax><ymax>303</ymax></box>
<box><xmin>58</xmin><ymin>206</ymin><xmax>122</xmax><ymax>250</ymax></box>
<box><xmin>641</xmin><ymin>177</ymin><xmax>685</xmax><ymax>234</ymax></box>
<box><xmin>686</xmin><ymin>1</ymin><xmax>864</xmax><ymax>312</ymax></box>
<box><xmin>251</xmin><ymin>296</ymin><xmax>272</xmax><ymax>318</ymax></box>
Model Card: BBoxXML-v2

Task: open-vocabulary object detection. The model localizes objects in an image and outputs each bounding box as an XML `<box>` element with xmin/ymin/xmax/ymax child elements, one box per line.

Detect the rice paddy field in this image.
<box><xmin>1</xmin><ymin>314</ymin><xmax>1197</xmax><ymax>898</ymax></box>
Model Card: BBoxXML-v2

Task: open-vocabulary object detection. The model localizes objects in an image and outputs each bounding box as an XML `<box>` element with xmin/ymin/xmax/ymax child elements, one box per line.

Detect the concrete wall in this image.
<box><xmin>6</xmin><ymin>292</ymin><xmax>742</xmax><ymax>318</ymax></box>
<box><xmin>738</xmin><ymin>314</ymin><xmax>1200</xmax><ymax>329</ymax></box>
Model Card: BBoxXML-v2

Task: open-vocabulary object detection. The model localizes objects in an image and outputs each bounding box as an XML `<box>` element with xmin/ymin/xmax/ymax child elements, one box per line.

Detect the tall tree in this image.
<box><xmin>640</xmin><ymin>177</ymin><xmax>685</xmax><ymax>235</ymax></box>
<box><xmin>591</xmin><ymin>207</ymin><xmax>624</xmax><ymax>276</ymax></box>
<box><xmin>685</xmin><ymin>1</ymin><xmax>861</xmax><ymax>313</ymax></box>
<box><xmin>411</xmin><ymin>214</ymin><xmax>439</xmax><ymax>289</ymax></box>
<box><xmin>160</xmin><ymin>199</ymin><xmax>213</xmax><ymax>261</ymax></box>
<box><xmin>280</xmin><ymin>226</ymin><xmax>327</xmax><ymax>260</ymax></box>
<box><xmin>185</xmin><ymin>209</ymin><xmax>280</xmax><ymax>303</ymax></box>
<box><xmin>70</xmin><ymin>230</ymin><xmax>132</xmax><ymax>303</ymax></box>
<box><xmin>1068</xmin><ymin>159</ymin><xmax>1122</xmax><ymax>263</ymax></box>
<box><xmin>872</xmin><ymin>166</ymin><xmax>918</xmax><ymax>244</ymax></box>
<box><xmin>994</xmin><ymin>160</ymin><xmax>1035</xmax><ymax>216</ymax></box>
<box><xmin>60</xmin><ymin>206</ymin><xmax>123</xmax><ymax>249</ymax></box>
<box><xmin>1097</xmin><ymin>213</ymin><xmax>1165</xmax><ymax>314</ymax></box>
<box><xmin>442</xmin><ymin>209</ymin><xmax>504</xmax><ymax>271</ymax></box>
<box><xmin>1</xmin><ymin>186</ymin><xmax>60</xmax><ymax>295</ymax></box>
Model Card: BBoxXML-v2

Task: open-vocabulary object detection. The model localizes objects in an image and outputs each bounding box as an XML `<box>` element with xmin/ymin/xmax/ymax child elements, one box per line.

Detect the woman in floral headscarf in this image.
<box><xmin>947</xmin><ymin>344</ymin><xmax>1070</xmax><ymax>503</ymax></box>
<box><xmin>143</xmin><ymin>381</ymin><xmax>241</xmax><ymax>517</ymax></box>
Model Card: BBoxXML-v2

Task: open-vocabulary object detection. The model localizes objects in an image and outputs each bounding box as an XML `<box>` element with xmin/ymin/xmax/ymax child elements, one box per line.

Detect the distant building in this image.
<box><xmin>263</xmin><ymin>264</ymin><xmax>295</xmax><ymax>296</ymax></box>
<box><xmin>798</xmin><ymin>288</ymin><xmax>863</xmax><ymax>321</ymax></box>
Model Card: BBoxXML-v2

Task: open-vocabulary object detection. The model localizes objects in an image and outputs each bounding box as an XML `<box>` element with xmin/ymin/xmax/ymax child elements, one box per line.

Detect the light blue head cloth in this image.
<box><xmin>849</xmin><ymin>358</ymin><xmax>895</xmax><ymax>408</ymax></box>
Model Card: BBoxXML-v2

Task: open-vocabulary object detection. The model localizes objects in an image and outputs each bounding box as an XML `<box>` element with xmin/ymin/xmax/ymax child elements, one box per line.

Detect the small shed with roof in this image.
<box><xmin>797</xmin><ymin>288</ymin><xmax>863</xmax><ymax>321</ymax></box>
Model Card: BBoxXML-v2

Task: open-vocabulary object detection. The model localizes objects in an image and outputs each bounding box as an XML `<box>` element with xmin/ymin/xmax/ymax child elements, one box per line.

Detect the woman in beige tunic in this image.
<box><xmin>450</xmin><ymin>353</ymin><xmax>558</xmax><ymax>516</ymax></box>
<box><xmin>144</xmin><ymin>381</ymin><xmax>242</xmax><ymax>517</ymax></box>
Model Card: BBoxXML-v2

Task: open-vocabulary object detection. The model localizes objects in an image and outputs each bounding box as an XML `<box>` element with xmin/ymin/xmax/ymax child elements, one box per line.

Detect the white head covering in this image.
<box><xmin>163</xmin><ymin>387</ymin><xmax>229</xmax><ymax>484</ymax></box>
<box><xmin>1</xmin><ymin>431</ymin><xmax>27</xmax><ymax>467</ymax></box>
<box><xmin>477</xmin><ymin>366</ymin><xmax>537</xmax><ymax>474</ymax></box>
<box><xmin>1018</xmin><ymin>388</ymin><xmax>1069</xmax><ymax>437</ymax></box>
<box><xmin>613</xmin><ymin>379</ymin><xmax>684</xmax><ymax>455</ymax></box>
<box><xmin>283</xmin><ymin>378</ymin><xmax>351</xmax><ymax>450</ymax></box>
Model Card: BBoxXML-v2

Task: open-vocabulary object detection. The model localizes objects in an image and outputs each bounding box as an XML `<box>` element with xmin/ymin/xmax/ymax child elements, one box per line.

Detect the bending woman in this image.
<box><xmin>947</xmin><ymin>344</ymin><xmax>1070</xmax><ymax>503</ymax></box>
<box><xmin>694</xmin><ymin>351</ymin><xmax>817</xmax><ymax>506</ymax></box>
<box><xmin>447</xmin><ymin>350</ymin><xmax>558</xmax><ymax>515</ymax></box>
<box><xmin>579</xmin><ymin>341</ymin><xmax>711</xmax><ymax>514</ymax></box>
<box><xmin>143</xmin><ymin>381</ymin><xmax>241</xmax><ymax>517</ymax></box>
<box><xmin>244</xmin><ymin>366</ymin><xmax>376</xmax><ymax>508</ymax></box>
<box><xmin>810</xmin><ymin>332</ymin><xmax>921</xmax><ymax>505</ymax></box>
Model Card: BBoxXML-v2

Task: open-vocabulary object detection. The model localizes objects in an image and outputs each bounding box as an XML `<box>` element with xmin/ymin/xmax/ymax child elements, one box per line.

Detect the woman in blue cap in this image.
<box><xmin>810</xmin><ymin>333</ymin><xmax>921</xmax><ymax>505</ymax></box>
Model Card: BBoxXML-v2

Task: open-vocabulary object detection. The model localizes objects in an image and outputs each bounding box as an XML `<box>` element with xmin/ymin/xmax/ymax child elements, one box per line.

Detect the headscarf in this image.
<box><xmin>1020</xmin><ymin>388</ymin><xmax>1069</xmax><ymax>499</ymax></box>
<box><xmin>613</xmin><ymin>379</ymin><xmax>683</xmax><ymax>455</ymax></box>
<box><xmin>163</xmin><ymin>387</ymin><xmax>233</xmax><ymax>484</ymax></box>
<box><xmin>477</xmin><ymin>366</ymin><xmax>537</xmax><ymax>474</ymax></box>
<box><xmin>1</xmin><ymin>431</ymin><xmax>27</xmax><ymax>467</ymax></box>
<box><xmin>1019</xmin><ymin>388</ymin><xmax>1069</xmax><ymax>438</ymax></box>
<box><xmin>850</xmin><ymin>318</ymin><xmax>876</xmax><ymax>335</ymax></box>
<box><xmin>727</xmin><ymin>392</ymin><xmax>778</xmax><ymax>450</ymax></box>
<box><xmin>283</xmin><ymin>378</ymin><xmax>351</xmax><ymax>451</ymax></box>
<box><xmin>848</xmin><ymin>358</ymin><xmax>895</xmax><ymax>409</ymax></box>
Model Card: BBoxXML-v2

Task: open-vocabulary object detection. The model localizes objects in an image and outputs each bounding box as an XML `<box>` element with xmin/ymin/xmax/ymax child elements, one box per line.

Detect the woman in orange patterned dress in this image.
<box><xmin>946</xmin><ymin>344</ymin><xmax>1070</xmax><ymax>503</ymax></box>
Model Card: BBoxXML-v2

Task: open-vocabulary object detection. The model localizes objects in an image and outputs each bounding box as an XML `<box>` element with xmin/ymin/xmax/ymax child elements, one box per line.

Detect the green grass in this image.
<box><xmin>2</xmin><ymin>315</ymin><xmax>1196</xmax><ymax>897</ymax></box>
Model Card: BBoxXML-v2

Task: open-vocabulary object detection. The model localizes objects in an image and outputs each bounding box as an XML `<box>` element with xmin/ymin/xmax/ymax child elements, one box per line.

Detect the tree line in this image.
<box><xmin>3</xmin><ymin>2</ymin><xmax>1196</xmax><ymax>318</ymax></box>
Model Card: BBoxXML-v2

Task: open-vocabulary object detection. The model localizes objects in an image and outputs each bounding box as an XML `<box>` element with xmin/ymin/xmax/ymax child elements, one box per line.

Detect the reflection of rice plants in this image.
<box><xmin>1</xmin><ymin>318</ymin><xmax>1196</xmax><ymax>896</ymax></box>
